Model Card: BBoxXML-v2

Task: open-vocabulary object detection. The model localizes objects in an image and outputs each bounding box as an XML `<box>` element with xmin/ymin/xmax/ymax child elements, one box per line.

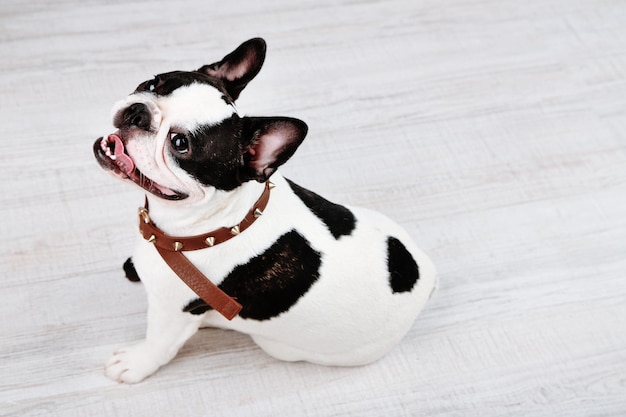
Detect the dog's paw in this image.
<box><xmin>105</xmin><ymin>342</ymin><xmax>162</xmax><ymax>384</ymax></box>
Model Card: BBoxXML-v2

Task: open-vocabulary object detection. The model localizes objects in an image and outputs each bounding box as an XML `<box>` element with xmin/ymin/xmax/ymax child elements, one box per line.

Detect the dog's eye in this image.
<box><xmin>170</xmin><ymin>133</ymin><xmax>190</xmax><ymax>154</ymax></box>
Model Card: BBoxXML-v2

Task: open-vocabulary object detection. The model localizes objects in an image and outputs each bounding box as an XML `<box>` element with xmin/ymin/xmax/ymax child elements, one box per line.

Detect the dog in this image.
<box><xmin>93</xmin><ymin>38</ymin><xmax>436</xmax><ymax>383</ymax></box>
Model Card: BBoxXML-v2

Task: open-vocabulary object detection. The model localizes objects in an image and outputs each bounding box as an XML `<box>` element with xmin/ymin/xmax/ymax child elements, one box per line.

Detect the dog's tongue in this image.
<box><xmin>110</xmin><ymin>134</ymin><xmax>135</xmax><ymax>175</ymax></box>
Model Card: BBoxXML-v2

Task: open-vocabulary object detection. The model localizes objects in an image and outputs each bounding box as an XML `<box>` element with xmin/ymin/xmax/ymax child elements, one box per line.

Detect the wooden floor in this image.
<box><xmin>2</xmin><ymin>0</ymin><xmax>626</xmax><ymax>415</ymax></box>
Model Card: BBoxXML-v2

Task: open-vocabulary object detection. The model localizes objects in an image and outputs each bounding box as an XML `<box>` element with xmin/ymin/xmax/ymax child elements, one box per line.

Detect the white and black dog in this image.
<box><xmin>93</xmin><ymin>38</ymin><xmax>436</xmax><ymax>384</ymax></box>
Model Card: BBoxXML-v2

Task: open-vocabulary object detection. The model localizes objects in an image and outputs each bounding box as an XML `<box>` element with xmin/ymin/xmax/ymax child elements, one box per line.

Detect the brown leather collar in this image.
<box><xmin>137</xmin><ymin>181</ymin><xmax>273</xmax><ymax>320</ymax></box>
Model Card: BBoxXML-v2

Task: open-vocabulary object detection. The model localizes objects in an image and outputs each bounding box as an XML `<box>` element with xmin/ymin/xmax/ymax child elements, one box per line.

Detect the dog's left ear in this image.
<box><xmin>241</xmin><ymin>117</ymin><xmax>308</xmax><ymax>183</ymax></box>
<box><xmin>198</xmin><ymin>38</ymin><xmax>267</xmax><ymax>100</ymax></box>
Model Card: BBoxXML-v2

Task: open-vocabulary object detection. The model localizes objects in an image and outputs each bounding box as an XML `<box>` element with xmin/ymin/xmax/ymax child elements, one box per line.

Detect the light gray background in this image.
<box><xmin>1</xmin><ymin>1</ymin><xmax>625</xmax><ymax>416</ymax></box>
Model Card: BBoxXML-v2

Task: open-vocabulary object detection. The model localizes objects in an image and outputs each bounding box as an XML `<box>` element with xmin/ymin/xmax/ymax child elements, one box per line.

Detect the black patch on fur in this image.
<box><xmin>183</xmin><ymin>230</ymin><xmax>321</xmax><ymax>320</ymax></box>
<box><xmin>172</xmin><ymin>115</ymin><xmax>247</xmax><ymax>191</ymax></box>
<box><xmin>169</xmin><ymin>116</ymin><xmax>307</xmax><ymax>191</ymax></box>
<box><xmin>183</xmin><ymin>298</ymin><xmax>211</xmax><ymax>315</ymax></box>
<box><xmin>286</xmin><ymin>179</ymin><xmax>356</xmax><ymax>239</ymax></box>
<box><xmin>135</xmin><ymin>71</ymin><xmax>232</xmax><ymax>102</ymax></box>
<box><xmin>123</xmin><ymin>257</ymin><xmax>141</xmax><ymax>282</ymax></box>
<box><xmin>387</xmin><ymin>237</ymin><xmax>419</xmax><ymax>293</ymax></box>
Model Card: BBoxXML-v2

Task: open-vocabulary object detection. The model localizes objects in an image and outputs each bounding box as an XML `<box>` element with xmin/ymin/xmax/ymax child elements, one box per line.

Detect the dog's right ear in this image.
<box><xmin>198</xmin><ymin>38</ymin><xmax>266</xmax><ymax>100</ymax></box>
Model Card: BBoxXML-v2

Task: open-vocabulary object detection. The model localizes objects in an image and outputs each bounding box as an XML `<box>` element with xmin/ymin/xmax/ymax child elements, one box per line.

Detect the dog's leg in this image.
<box><xmin>105</xmin><ymin>293</ymin><xmax>202</xmax><ymax>384</ymax></box>
<box><xmin>122</xmin><ymin>257</ymin><xmax>141</xmax><ymax>282</ymax></box>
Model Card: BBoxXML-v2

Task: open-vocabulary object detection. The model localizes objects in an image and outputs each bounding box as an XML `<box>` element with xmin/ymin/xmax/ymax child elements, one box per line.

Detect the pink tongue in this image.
<box><xmin>110</xmin><ymin>134</ymin><xmax>135</xmax><ymax>175</ymax></box>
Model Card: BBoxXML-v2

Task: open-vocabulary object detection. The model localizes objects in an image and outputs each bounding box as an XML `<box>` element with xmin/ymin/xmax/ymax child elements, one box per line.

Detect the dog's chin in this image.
<box><xmin>93</xmin><ymin>136</ymin><xmax>188</xmax><ymax>201</ymax></box>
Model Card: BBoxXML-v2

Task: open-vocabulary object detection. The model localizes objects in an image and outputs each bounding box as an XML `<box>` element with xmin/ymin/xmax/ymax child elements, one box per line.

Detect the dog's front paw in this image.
<box><xmin>105</xmin><ymin>342</ymin><xmax>162</xmax><ymax>384</ymax></box>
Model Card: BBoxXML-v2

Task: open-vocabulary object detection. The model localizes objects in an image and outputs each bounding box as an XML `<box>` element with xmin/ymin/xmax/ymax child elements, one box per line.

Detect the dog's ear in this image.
<box><xmin>198</xmin><ymin>38</ymin><xmax>266</xmax><ymax>100</ymax></box>
<box><xmin>240</xmin><ymin>117</ymin><xmax>308</xmax><ymax>183</ymax></box>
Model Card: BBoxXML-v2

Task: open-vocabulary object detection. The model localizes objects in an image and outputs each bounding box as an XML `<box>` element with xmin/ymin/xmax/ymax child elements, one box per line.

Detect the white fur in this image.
<box><xmin>104</xmin><ymin>86</ymin><xmax>436</xmax><ymax>384</ymax></box>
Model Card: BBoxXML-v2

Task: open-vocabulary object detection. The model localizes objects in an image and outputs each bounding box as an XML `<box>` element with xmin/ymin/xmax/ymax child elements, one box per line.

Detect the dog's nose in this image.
<box><xmin>121</xmin><ymin>102</ymin><xmax>151</xmax><ymax>130</ymax></box>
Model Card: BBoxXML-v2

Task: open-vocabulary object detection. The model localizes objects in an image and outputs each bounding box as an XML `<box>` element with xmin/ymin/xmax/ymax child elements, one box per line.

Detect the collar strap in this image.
<box><xmin>139</xmin><ymin>181</ymin><xmax>273</xmax><ymax>252</ymax></box>
<box><xmin>137</xmin><ymin>181</ymin><xmax>274</xmax><ymax>320</ymax></box>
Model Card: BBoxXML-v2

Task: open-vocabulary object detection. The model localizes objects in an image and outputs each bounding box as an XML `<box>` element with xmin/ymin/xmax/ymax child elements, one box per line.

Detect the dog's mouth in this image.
<box><xmin>93</xmin><ymin>134</ymin><xmax>188</xmax><ymax>201</ymax></box>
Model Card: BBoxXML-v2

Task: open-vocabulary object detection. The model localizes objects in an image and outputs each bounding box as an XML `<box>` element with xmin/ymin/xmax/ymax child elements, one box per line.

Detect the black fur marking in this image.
<box><xmin>387</xmin><ymin>237</ymin><xmax>419</xmax><ymax>293</ymax></box>
<box><xmin>183</xmin><ymin>230</ymin><xmax>321</xmax><ymax>320</ymax></box>
<box><xmin>170</xmin><ymin>116</ymin><xmax>307</xmax><ymax>191</ymax></box>
<box><xmin>135</xmin><ymin>71</ymin><xmax>231</xmax><ymax>101</ymax></box>
<box><xmin>172</xmin><ymin>115</ymin><xmax>246</xmax><ymax>191</ymax></box>
<box><xmin>183</xmin><ymin>298</ymin><xmax>211</xmax><ymax>315</ymax></box>
<box><xmin>286</xmin><ymin>179</ymin><xmax>356</xmax><ymax>239</ymax></box>
<box><xmin>123</xmin><ymin>257</ymin><xmax>141</xmax><ymax>282</ymax></box>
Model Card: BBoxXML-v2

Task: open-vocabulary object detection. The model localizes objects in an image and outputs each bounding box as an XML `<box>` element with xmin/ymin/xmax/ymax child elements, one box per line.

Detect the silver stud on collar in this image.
<box><xmin>230</xmin><ymin>226</ymin><xmax>240</xmax><ymax>236</ymax></box>
<box><xmin>205</xmin><ymin>236</ymin><xmax>216</xmax><ymax>247</ymax></box>
<box><xmin>173</xmin><ymin>241</ymin><xmax>183</xmax><ymax>251</ymax></box>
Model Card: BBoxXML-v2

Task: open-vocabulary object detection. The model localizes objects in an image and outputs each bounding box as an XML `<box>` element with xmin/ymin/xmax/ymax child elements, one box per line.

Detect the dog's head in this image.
<box><xmin>93</xmin><ymin>38</ymin><xmax>307</xmax><ymax>202</ymax></box>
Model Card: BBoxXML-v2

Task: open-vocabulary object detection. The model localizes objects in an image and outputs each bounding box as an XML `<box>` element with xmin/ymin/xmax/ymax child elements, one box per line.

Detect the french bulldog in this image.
<box><xmin>93</xmin><ymin>38</ymin><xmax>436</xmax><ymax>384</ymax></box>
